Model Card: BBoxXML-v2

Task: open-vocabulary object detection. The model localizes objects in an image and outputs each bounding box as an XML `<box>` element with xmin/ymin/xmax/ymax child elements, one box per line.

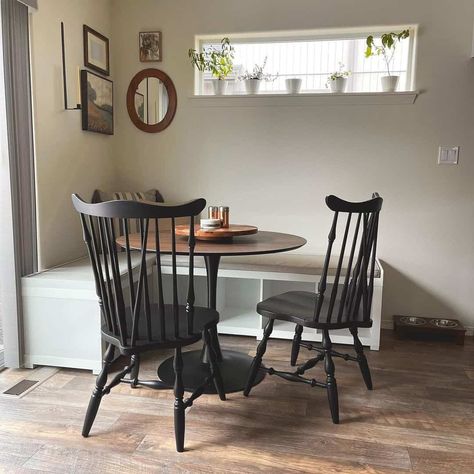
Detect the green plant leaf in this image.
<box><xmin>188</xmin><ymin>37</ymin><xmax>234</xmax><ymax>79</ymax></box>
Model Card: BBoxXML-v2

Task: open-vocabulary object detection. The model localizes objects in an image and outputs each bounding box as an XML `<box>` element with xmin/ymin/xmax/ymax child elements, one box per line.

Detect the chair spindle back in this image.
<box><xmin>72</xmin><ymin>194</ymin><xmax>206</xmax><ymax>347</ymax></box>
<box><xmin>315</xmin><ymin>194</ymin><xmax>383</xmax><ymax>324</ymax></box>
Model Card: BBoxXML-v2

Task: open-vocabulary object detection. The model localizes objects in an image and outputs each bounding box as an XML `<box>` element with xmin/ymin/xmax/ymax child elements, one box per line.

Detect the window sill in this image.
<box><xmin>189</xmin><ymin>91</ymin><xmax>418</xmax><ymax>107</ymax></box>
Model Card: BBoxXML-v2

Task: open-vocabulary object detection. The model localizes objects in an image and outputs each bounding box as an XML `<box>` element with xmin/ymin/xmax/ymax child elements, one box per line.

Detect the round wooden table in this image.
<box><xmin>119</xmin><ymin>230</ymin><xmax>306</xmax><ymax>393</ymax></box>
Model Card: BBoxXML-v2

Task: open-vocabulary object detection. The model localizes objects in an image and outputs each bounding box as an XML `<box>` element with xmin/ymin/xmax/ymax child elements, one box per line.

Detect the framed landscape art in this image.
<box><xmin>81</xmin><ymin>70</ymin><xmax>113</xmax><ymax>135</ymax></box>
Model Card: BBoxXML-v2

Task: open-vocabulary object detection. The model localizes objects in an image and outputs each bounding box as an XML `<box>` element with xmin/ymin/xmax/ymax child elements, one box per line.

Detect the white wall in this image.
<box><xmin>30</xmin><ymin>0</ymin><xmax>116</xmax><ymax>269</ymax></box>
<box><xmin>109</xmin><ymin>0</ymin><xmax>474</xmax><ymax>330</ymax></box>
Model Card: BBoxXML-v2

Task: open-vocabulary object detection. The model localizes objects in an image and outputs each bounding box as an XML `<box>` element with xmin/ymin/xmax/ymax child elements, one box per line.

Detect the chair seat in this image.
<box><xmin>257</xmin><ymin>287</ymin><xmax>372</xmax><ymax>330</ymax></box>
<box><xmin>102</xmin><ymin>304</ymin><xmax>219</xmax><ymax>354</ymax></box>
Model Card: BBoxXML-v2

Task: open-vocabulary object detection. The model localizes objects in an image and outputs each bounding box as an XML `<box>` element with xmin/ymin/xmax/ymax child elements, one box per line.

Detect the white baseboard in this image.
<box><xmin>382</xmin><ymin>318</ymin><xmax>473</xmax><ymax>336</ymax></box>
<box><xmin>24</xmin><ymin>355</ymin><xmax>101</xmax><ymax>374</ymax></box>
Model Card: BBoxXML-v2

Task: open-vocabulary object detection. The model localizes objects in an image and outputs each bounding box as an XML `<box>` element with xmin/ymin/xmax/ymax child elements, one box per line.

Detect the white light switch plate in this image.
<box><xmin>438</xmin><ymin>146</ymin><xmax>459</xmax><ymax>165</ymax></box>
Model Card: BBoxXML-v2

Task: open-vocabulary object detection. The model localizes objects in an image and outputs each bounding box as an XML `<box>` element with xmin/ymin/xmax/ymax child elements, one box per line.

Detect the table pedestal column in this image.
<box><xmin>157</xmin><ymin>254</ymin><xmax>265</xmax><ymax>393</ymax></box>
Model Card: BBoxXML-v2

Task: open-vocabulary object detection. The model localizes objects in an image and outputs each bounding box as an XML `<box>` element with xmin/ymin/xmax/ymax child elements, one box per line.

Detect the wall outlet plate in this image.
<box><xmin>438</xmin><ymin>146</ymin><xmax>459</xmax><ymax>165</ymax></box>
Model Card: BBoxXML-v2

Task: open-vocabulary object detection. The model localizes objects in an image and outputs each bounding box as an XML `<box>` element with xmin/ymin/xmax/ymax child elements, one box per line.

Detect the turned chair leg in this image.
<box><xmin>209</xmin><ymin>325</ymin><xmax>223</xmax><ymax>361</ymax></box>
<box><xmin>350</xmin><ymin>327</ymin><xmax>373</xmax><ymax>390</ymax></box>
<box><xmin>290</xmin><ymin>324</ymin><xmax>303</xmax><ymax>366</ymax></box>
<box><xmin>244</xmin><ymin>319</ymin><xmax>274</xmax><ymax>397</ymax></box>
<box><xmin>204</xmin><ymin>327</ymin><xmax>226</xmax><ymax>401</ymax></box>
<box><xmin>322</xmin><ymin>330</ymin><xmax>339</xmax><ymax>424</ymax></box>
<box><xmin>174</xmin><ymin>346</ymin><xmax>185</xmax><ymax>452</ymax></box>
<box><xmin>82</xmin><ymin>344</ymin><xmax>115</xmax><ymax>437</ymax></box>
<box><xmin>130</xmin><ymin>354</ymin><xmax>140</xmax><ymax>388</ymax></box>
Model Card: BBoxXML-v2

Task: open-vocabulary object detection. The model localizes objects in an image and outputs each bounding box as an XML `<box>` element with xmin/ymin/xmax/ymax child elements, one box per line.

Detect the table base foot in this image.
<box><xmin>157</xmin><ymin>349</ymin><xmax>266</xmax><ymax>394</ymax></box>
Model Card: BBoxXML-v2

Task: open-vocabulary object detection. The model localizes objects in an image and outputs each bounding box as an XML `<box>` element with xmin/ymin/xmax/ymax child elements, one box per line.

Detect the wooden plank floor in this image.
<box><xmin>0</xmin><ymin>330</ymin><xmax>473</xmax><ymax>473</ymax></box>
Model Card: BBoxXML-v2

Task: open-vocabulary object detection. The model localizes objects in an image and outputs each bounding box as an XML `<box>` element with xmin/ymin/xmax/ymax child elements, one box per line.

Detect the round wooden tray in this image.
<box><xmin>175</xmin><ymin>224</ymin><xmax>258</xmax><ymax>241</ymax></box>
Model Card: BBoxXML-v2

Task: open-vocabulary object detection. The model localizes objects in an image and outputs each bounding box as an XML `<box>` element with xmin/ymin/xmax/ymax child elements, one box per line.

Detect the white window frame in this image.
<box><xmin>193</xmin><ymin>25</ymin><xmax>418</xmax><ymax>96</ymax></box>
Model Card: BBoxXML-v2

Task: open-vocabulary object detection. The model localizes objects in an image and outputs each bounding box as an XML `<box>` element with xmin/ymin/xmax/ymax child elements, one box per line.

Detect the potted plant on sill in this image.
<box><xmin>238</xmin><ymin>57</ymin><xmax>277</xmax><ymax>94</ymax></box>
<box><xmin>326</xmin><ymin>63</ymin><xmax>351</xmax><ymax>93</ymax></box>
<box><xmin>188</xmin><ymin>37</ymin><xmax>234</xmax><ymax>95</ymax></box>
<box><xmin>365</xmin><ymin>29</ymin><xmax>410</xmax><ymax>92</ymax></box>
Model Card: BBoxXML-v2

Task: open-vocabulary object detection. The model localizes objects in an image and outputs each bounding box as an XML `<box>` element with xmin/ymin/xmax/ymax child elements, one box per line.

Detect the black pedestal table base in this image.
<box><xmin>157</xmin><ymin>349</ymin><xmax>266</xmax><ymax>394</ymax></box>
<box><xmin>152</xmin><ymin>234</ymin><xmax>306</xmax><ymax>394</ymax></box>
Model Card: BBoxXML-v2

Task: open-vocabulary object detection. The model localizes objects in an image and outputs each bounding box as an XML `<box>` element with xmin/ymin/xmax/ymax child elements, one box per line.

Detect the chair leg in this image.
<box><xmin>244</xmin><ymin>319</ymin><xmax>274</xmax><ymax>397</ymax></box>
<box><xmin>322</xmin><ymin>330</ymin><xmax>339</xmax><ymax>424</ymax></box>
<box><xmin>82</xmin><ymin>344</ymin><xmax>115</xmax><ymax>437</ymax></box>
<box><xmin>174</xmin><ymin>347</ymin><xmax>185</xmax><ymax>453</ymax></box>
<box><xmin>350</xmin><ymin>327</ymin><xmax>373</xmax><ymax>390</ymax></box>
<box><xmin>290</xmin><ymin>324</ymin><xmax>303</xmax><ymax>366</ymax></box>
<box><xmin>204</xmin><ymin>327</ymin><xmax>226</xmax><ymax>401</ymax></box>
<box><xmin>130</xmin><ymin>354</ymin><xmax>140</xmax><ymax>388</ymax></box>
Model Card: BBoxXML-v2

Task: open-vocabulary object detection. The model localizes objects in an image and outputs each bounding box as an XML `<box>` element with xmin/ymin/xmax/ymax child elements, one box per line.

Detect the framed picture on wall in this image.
<box><xmin>134</xmin><ymin>92</ymin><xmax>145</xmax><ymax>122</ymax></box>
<box><xmin>139</xmin><ymin>31</ymin><xmax>162</xmax><ymax>62</ymax></box>
<box><xmin>81</xmin><ymin>70</ymin><xmax>113</xmax><ymax>135</ymax></box>
<box><xmin>83</xmin><ymin>25</ymin><xmax>110</xmax><ymax>76</ymax></box>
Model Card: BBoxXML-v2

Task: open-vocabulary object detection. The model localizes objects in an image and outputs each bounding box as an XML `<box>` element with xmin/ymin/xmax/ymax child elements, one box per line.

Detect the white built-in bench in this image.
<box><xmin>159</xmin><ymin>253</ymin><xmax>384</xmax><ymax>350</ymax></box>
<box><xmin>22</xmin><ymin>254</ymin><xmax>155</xmax><ymax>374</ymax></box>
<box><xmin>22</xmin><ymin>252</ymin><xmax>383</xmax><ymax>374</ymax></box>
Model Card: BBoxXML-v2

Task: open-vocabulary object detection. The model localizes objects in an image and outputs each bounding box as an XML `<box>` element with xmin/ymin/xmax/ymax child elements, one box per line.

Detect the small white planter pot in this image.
<box><xmin>244</xmin><ymin>79</ymin><xmax>261</xmax><ymax>94</ymax></box>
<box><xmin>212</xmin><ymin>80</ymin><xmax>227</xmax><ymax>95</ymax></box>
<box><xmin>329</xmin><ymin>77</ymin><xmax>348</xmax><ymax>93</ymax></box>
<box><xmin>381</xmin><ymin>75</ymin><xmax>399</xmax><ymax>92</ymax></box>
<box><xmin>285</xmin><ymin>78</ymin><xmax>302</xmax><ymax>94</ymax></box>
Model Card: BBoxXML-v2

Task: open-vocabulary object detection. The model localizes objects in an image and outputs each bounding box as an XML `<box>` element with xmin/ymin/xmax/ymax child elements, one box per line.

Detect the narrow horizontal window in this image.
<box><xmin>193</xmin><ymin>26</ymin><xmax>416</xmax><ymax>95</ymax></box>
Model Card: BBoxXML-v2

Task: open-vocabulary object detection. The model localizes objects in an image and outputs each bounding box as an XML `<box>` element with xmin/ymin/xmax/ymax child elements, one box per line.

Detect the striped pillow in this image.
<box><xmin>92</xmin><ymin>189</ymin><xmax>163</xmax><ymax>204</ymax></box>
<box><xmin>91</xmin><ymin>188</ymin><xmax>191</xmax><ymax>242</ymax></box>
<box><xmin>92</xmin><ymin>189</ymin><xmax>164</xmax><ymax>238</ymax></box>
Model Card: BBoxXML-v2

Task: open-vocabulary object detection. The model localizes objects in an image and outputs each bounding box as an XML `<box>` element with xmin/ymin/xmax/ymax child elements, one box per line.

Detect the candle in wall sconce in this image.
<box><xmin>60</xmin><ymin>21</ymin><xmax>81</xmax><ymax>111</ymax></box>
<box><xmin>77</xmin><ymin>66</ymin><xmax>81</xmax><ymax>106</ymax></box>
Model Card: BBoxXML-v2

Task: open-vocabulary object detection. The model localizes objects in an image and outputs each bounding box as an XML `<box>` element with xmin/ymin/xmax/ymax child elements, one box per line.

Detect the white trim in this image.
<box><xmin>28</xmin><ymin>13</ymin><xmax>41</xmax><ymax>268</ymax></box>
<box><xmin>17</xmin><ymin>0</ymin><xmax>38</xmax><ymax>12</ymax></box>
<box><xmin>195</xmin><ymin>24</ymin><xmax>418</xmax><ymax>44</ymax></box>
<box><xmin>189</xmin><ymin>91</ymin><xmax>418</xmax><ymax>107</ymax></box>
<box><xmin>23</xmin><ymin>355</ymin><xmax>102</xmax><ymax>375</ymax></box>
<box><xmin>406</xmin><ymin>26</ymin><xmax>418</xmax><ymax>90</ymax></box>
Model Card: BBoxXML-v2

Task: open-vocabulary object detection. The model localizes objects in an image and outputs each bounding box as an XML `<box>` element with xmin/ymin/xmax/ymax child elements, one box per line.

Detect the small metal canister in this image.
<box><xmin>219</xmin><ymin>206</ymin><xmax>229</xmax><ymax>228</ymax></box>
<box><xmin>208</xmin><ymin>206</ymin><xmax>219</xmax><ymax>219</ymax></box>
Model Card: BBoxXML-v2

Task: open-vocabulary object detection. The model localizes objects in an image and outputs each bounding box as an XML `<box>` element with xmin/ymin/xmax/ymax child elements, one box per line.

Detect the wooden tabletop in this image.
<box><xmin>117</xmin><ymin>230</ymin><xmax>306</xmax><ymax>257</ymax></box>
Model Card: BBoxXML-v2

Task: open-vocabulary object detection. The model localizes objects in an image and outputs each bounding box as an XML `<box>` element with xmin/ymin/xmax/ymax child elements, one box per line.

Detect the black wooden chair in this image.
<box><xmin>72</xmin><ymin>195</ymin><xmax>225</xmax><ymax>452</ymax></box>
<box><xmin>244</xmin><ymin>194</ymin><xmax>382</xmax><ymax>424</ymax></box>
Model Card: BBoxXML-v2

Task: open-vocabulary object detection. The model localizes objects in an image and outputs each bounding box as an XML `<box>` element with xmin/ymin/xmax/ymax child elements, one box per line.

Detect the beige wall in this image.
<box><xmin>110</xmin><ymin>0</ymin><xmax>474</xmax><ymax>330</ymax></box>
<box><xmin>30</xmin><ymin>0</ymin><xmax>474</xmax><ymax>330</ymax></box>
<box><xmin>31</xmin><ymin>0</ymin><xmax>116</xmax><ymax>269</ymax></box>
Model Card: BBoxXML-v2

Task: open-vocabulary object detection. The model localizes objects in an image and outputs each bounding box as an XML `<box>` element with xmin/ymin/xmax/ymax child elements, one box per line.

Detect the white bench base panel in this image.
<box><xmin>22</xmin><ymin>254</ymin><xmax>154</xmax><ymax>375</ymax></box>
<box><xmin>160</xmin><ymin>255</ymin><xmax>383</xmax><ymax>351</ymax></box>
<box><xmin>22</xmin><ymin>253</ymin><xmax>383</xmax><ymax>374</ymax></box>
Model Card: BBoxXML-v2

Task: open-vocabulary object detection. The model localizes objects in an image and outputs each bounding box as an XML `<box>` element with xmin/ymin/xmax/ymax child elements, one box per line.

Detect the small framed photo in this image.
<box><xmin>83</xmin><ymin>25</ymin><xmax>110</xmax><ymax>76</ymax></box>
<box><xmin>139</xmin><ymin>31</ymin><xmax>162</xmax><ymax>62</ymax></box>
<box><xmin>81</xmin><ymin>70</ymin><xmax>113</xmax><ymax>135</ymax></box>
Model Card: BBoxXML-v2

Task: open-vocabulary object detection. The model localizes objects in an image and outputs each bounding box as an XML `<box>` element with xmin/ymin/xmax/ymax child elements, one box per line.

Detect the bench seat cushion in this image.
<box><xmin>24</xmin><ymin>253</ymin><xmax>155</xmax><ymax>291</ymax></box>
<box><xmin>159</xmin><ymin>253</ymin><xmax>381</xmax><ymax>278</ymax></box>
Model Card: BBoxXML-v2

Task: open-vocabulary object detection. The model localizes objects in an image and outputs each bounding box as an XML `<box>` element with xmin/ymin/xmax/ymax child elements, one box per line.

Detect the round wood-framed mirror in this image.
<box><xmin>126</xmin><ymin>68</ymin><xmax>177</xmax><ymax>133</ymax></box>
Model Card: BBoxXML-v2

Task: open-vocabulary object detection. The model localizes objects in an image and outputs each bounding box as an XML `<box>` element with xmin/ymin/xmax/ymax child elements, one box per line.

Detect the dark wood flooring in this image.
<box><xmin>0</xmin><ymin>330</ymin><xmax>473</xmax><ymax>473</ymax></box>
